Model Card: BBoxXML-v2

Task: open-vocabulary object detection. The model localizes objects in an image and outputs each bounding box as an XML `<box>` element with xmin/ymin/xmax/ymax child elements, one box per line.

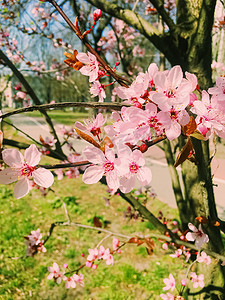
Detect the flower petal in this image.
<box><xmin>33</xmin><ymin>168</ymin><xmax>54</xmax><ymax>188</ymax></box>
<box><xmin>24</xmin><ymin>144</ymin><xmax>41</xmax><ymax>166</ymax></box>
<box><xmin>0</xmin><ymin>168</ymin><xmax>18</xmax><ymax>184</ymax></box>
<box><xmin>14</xmin><ymin>178</ymin><xmax>30</xmax><ymax>199</ymax></box>
<box><xmin>2</xmin><ymin>148</ymin><xmax>24</xmax><ymax>167</ymax></box>
<box><xmin>82</xmin><ymin>165</ymin><xmax>104</xmax><ymax>184</ymax></box>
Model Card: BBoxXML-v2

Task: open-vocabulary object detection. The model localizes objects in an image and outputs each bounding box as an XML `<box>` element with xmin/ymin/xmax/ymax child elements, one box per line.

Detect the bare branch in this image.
<box><xmin>1</xmin><ymin>102</ymin><xmax>129</xmax><ymax>120</ymax></box>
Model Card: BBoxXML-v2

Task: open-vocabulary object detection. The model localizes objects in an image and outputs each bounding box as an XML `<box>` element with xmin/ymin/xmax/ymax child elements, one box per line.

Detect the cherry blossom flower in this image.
<box><xmin>160</xmin><ymin>293</ymin><xmax>175</xmax><ymax>300</ymax></box>
<box><xmin>152</xmin><ymin>65</ymin><xmax>194</xmax><ymax>111</ymax></box>
<box><xmin>190</xmin><ymin>272</ymin><xmax>205</xmax><ymax>289</ymax></box>
<box><xmin>197</xmin><ymin>251</ymin><xmax>211</xmax><ymax>265</ymax></box>
<box><xmin>0</xmin><ymin>144</ymin><xmax>54</xmax><ymax>199</ymax></box>
<box><xmin>90</xmin><ymin>80</ymin><xmax>106</xmax><ymax>102</ymax></box>
<box><xmin>208</xmin><ymin>77</ymin><xmax>225</xmax><ymax>103</ymax></box>
<box><xmin>25</xmin><ymin>228</ymin><xmax>46</xmax><ymax>256</ymax></box>
<box><xmin>185</xmin><ymin>223</ymin><xmax>209</xmax><ymax>249</ymax></box>
<box><xmin>163</xmin><ymin>273</ymin><xmax>176</xmax><ymax>291</ymax></box>
<box><xmin>170</xmin><ymin>249</ymin><xmax>182</xmax><ymax>258</ymax></box>
<box><xmin>76</xmin><ymin>51</ymin><xmax>99</xmax><ymax>82</ymax></box>
<box><xmin>191</xmin><ymin>90</ymin><xmax>225</xmax><ymax>139</ymax></box>
<box><xmin>82</xmin><ymin>146</ymin><xmax>120</xmax><ymax>192</ymax></box>
<box><xmin>63</xmin><ymin>273</ymin><xmax>84</xmax><ymax>288</ymax></box>
<box><xmin>117</xmin><ymin>146</ymin><xmax>152</xmax><ymax>193</ymax></box>
<box><xmin>75</xmin><ymin>113</ymin><xmax>107</xmax><ymax>136</ymax></box>
<box><xmin>47</xmin><ymin>263</ymin><xmax>64</xmax><ymax>284</ymax></box>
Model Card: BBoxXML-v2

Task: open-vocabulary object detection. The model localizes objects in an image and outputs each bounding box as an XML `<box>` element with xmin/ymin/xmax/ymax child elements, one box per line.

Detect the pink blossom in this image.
<box><xmin>160</xmin><ymin>293</ymin><xmax>175</xmax><ymax>300</ymax></box>
<box><xmin>112</xmin><ymin>237</ymin><xmax>120</xmax><ymax>251</ymax></box>
<box><xmin>208</xmin><ymin>77</ymin><xmax>225</xmax><ymax>103</ymax></box>
<box><xmin>47</xmin><ymin>263</ymin><xmax>64</xmax><ymax>284</ymax></box>
<box><xmin>76</xmin><ymin>51</ymin><xmax>99</xmax><ymax>82</ymax></box>
<box><xmin>190</xmin><ymin>272</ymin><xmax>205</xmax><ymax>289</ymax></box>
<box><xmin>25</xmin><ymin>228</ymin><xmax>46</xmax><ymax>256</ymax></box>
<box><xmin>162</xmin><ymin>243</ymin><xmax>169</xmax><ymax>250</ymax></box>
<box><xmin>181</xmin><ymin>279</ymin><xmax>187</xmax><ymax>286</ymax></box>
<box><xmin>163</xmin><ymin>273</ymin><xmax>176</xmax><ymax>291</ymax></box>
<box><xmin>90</xmin><ymin>81</ymin><xmax>106</xmax><ymax>102</ymax></box>
<box><xmin>191</xmin><ymin>90</ymin><xmax>225</xmax><ymax>139</ymax></box>
<box><xmin>117</xmin><ymin>146</ymin><xmax>152</xmax><ymax>193</ymax></box>
<box><xmin>152</xmin><ymin>65</ymin><xmax>194</xmax><ymax>111</ymax></box>
<box><xmin>170</xmin><ymin>249</ymin><xmax>182</xmax><ymax>258</ymax></box>
<box><xmin>0</xmin><ymin>145</ymin><xmax>54</xmax><ymax>198</ymax></box>
<box><xmin>75</xmin><ymin>113</ymin><xmax>107</xmax><ymax>136</ymax></box>
<box><xmin>197</xmin><ymin>251</ymin><xmax>211</xmax><ymax>265</ymax></box>
<box><xmin>82</xmin><ymin>146</ymin><xmax>120</xmax><ymax>192</ymax></box>
<box><xmin>185</xmin><ymin>223</ymin><xmax>209</xmax><ymax>249</ymax></box>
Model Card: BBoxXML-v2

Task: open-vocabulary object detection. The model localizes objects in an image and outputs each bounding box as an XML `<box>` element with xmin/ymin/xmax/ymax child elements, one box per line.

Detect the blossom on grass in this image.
<box><xmin>0</xmin><ymin>144</ymin><xmax>54</xmax><ymax>199</ymax></box>
<box><xmin>47</xmin><ymin>263</ymin><xmax>64</xmax><ymax>284</ymax></box>
<box><xmin>163</xmin><ymin>273</ymin><xmax>176</xmax><ymax>291</ymax></box>
<box><xmin>160</xmin><ymin>293</ymin><xmax>175</xmax><ymax>300</ymax></box>
<box><xmin>185</xmin><ymin>223</ymin><xmax>209</xmax><ymax>249</ymax></box>
<box><xmin>63</xmin><ymin>273</ymin><xmax>84</xmax><ymax>288</ymax></box>
<box><xmin>25</xmin><ymin>228</ymin><xmax>46</xmax><ymax>256</ymax></box>
<box><xmin>197</xmin><ymin>251</ymin><xmax>211</xmax><ymax>265</ymax></box>
<box><xmin>190</xmin><ymin>272</ymin><xmax>205</xmax><ymax>289</ymax></box>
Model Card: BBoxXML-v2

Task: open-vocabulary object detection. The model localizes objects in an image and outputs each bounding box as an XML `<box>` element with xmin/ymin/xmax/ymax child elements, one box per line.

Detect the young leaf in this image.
<box><xmin>174</xmin><ymin>138</ymin><xmax>193</xmax><ymax>168</ymax></box>
<box><xmin>75</xmin><ymin>128</ymin><xmax>100</xmax><ymax>148</ymax></box>
<box><xmin>182</xmin><ymin>116</ymin><xmax>197</xmax><ymax>136</ymax></box>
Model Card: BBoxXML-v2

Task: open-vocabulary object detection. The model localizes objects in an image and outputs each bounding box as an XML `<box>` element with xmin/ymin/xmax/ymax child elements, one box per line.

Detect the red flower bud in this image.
<box><xmin>93</xmin><ymin>9</ymin><xmax>102</xmax><ymax>21</ymax></box>
<box><xmin>140</xmin><ymin>144</ymin><xmax>148</xmax><ymax>153</ymax></box>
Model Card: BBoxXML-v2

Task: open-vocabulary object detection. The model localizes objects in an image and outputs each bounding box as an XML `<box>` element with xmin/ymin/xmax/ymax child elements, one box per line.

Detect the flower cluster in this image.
<box><xmin>25</xmin><ymin>229</ymin><xmax>46</xmax><ymax>256</ymax></box>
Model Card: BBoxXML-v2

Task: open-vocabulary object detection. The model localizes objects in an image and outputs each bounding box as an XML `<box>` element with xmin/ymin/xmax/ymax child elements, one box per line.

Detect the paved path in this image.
<box><xmin>8</xmin><ymin>114</ymin><xmax>225</xmax><ymax>218</ymax></box>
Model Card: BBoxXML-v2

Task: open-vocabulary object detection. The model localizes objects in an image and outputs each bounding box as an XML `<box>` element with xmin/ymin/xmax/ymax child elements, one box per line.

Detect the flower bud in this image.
<box><xmin>93</xmin><ymin>9</ymin><xmax>102</xmax><ymax>21</ymax></box>
<box><xmin>140</xmin><ymin>144</ymin><xmax>148</xmax><ymax>153</ymax></box>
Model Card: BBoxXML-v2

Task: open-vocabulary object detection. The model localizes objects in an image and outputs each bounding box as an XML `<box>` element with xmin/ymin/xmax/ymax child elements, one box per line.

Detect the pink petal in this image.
<box><xmin>188</xmin><ymin>223</ymin><xmax>198</xmax><ymax>232</ymax></box>
<box><xmin>0</xmin><ymin>168</ymin><xmax>18</xmax><ymax>184</ymax></box>
<box><xmin>185</xmin><ymin>232</ymin><xmax>195</xmax><ymax>242</ymax></box>
<box><xmin>82</xmin><ymin>165</ymin><xmax>104</xmax><ymax>184</ymax></box>
<box><xmin>2</xmin><ymin>148</ymin><xmax>24</xmax><ymax>167</ymax></box>
<box><xmin>106</xmin><ymin>170</ymin><xmax>119</xmax><ymax>191</ymax></box>
<box><xmin>119</xmin><ymin>175</ymin><xmax>135</xmax><ymax>193</ymax></box>
<box><xmin>24</xmin><ymin>144</ymin><xmax>41</xmax><ymax>166</ymax></box>
<box><xmin>165</xmin><ymin>121</ymin><xmax>181</xmax><ymax>140</ymax></box>
<box><xmin>137</xmin><ymin>166</ymin><xmax>152</xmax><ymax>185</ymax></box>
<box><xmin>132</xmin><ymin>150</ymin><xmax>145</xmax><ymax>166</ymax></box>
<box><xmin>83</xmin><ymin>147</ymin><xmax>105</xmax><ymax>164</ymax></box>
<box><xmin>14</xmin><ymin>178</ymin><xmax>30</xmax><ymax>199</ymax></box>
<box><xmin>168</xmin><ymin>65</ymin><xmax>183</xmax><ymax>88</ymax></box>
<box><xmin>33</xmin><ymin>168</ymin><xmax>54</xmax><ymax>188</ymax></box>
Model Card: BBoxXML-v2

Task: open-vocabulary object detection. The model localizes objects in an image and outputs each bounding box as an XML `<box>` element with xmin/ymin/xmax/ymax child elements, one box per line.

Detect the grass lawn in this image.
<box><xmin>0</xmin><ymin>169</ymin><xmax>185</xmax><ymax>299</ymax></box>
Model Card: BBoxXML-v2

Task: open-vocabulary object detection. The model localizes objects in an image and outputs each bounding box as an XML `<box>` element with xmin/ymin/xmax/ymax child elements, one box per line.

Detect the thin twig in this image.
<box><xmin>46</xmin><ymin>0</ymin><xmax>130</xmax><ymax>87</ymax></box>
<box><xmin>1</xmin><ymin>102</ymin><xmax>130</xmax><ymax>120</ymax></box>
<box><xmin>39</xmin><ymin>161</ymin><xmax>90</xmax><ymax>169</ymax></box>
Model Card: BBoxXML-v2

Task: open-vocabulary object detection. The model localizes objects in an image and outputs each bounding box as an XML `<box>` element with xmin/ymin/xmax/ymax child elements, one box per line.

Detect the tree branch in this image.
<box><xmin>1</xmin><ymin>102</ymin><xmax>129</xmax><ymax>120</ymax></box>
<box><xmin>0</xmin><ymin>49</ymin><xmax>66</xmax><ymax>159</ymax></box>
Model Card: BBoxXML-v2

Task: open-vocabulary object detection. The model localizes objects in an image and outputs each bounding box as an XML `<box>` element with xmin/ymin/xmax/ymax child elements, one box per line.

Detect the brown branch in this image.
<box><xmin>47</xmin><ymin>0</ymin><xmax>130</xmax><ymax>87</ymax></box>
<box><xmin>39</xmin><ymin>161</ymin><xmax>90</xmax><ymax>169</ymax></box>
<box><xmin>1</xmin><ymin>102</ymin><xmax>130</xmax><ymax>119</ymax></box>
<box><xmin>149</xmin><ymin>0</ymin><xmax>177</xmax><ymax>33</ymax></box>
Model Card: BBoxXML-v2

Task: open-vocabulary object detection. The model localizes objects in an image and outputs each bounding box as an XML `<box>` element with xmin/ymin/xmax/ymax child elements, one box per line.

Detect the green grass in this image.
<box><xmin>24</xmin><ymin>110</ymin><xmax>90</xmax><ymax>125</ymax></box>
<box><xmin>0</xmin><ymin>172</ymin><xmax>184</xmax><ymax>300</ymax></box>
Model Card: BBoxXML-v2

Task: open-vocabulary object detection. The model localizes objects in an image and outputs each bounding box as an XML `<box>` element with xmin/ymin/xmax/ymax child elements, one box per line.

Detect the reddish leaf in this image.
<box><xmin>100</xmin><ymin>136</ymin><xmax>114</xmax><ymax>152</ymax></box>
<box><xmin>195</xmin><ymin>216</ymin><xmax>208</xmax><ymax>224</ymax></box>
<box><xmin>93</xmin><ymin>217</ymin><xmax>102</xmax><ymax>228</ymax></box>
<box><xmin>144</xmin><ymin>237</ymin><xmax>155</xmax><ymax>255</ymax></box>
<box><xmin>64</xmin><ymin>49</ymin><xmax>83</xmax><ymax>70</ymax></box>
<box><xmin>174</xmin><ymin>138</ymin><xmax>193</xmax><ymax>168</ymax></box>
<box><xmin>75</xmin><ymin>128</ymin><xmax>100</xmax><ymax>148</ymax></box>
<box><xmin>128</xmin><ymin>237</ymin><xmax>144</xmax><ymax>246</ymax></box>
<box><xmin>182</xmin><ymin>116</ymin><xmax>197</xmax><ymax>136</ymax></box>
